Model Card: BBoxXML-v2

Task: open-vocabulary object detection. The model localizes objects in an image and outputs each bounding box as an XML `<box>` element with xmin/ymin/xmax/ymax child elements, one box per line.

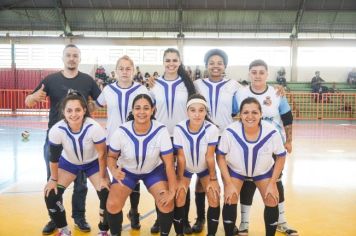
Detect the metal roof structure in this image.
<box><xmin>0</xmin><ymin>0</ymin><xmax>356</xmax><ymax>38</ymax></box>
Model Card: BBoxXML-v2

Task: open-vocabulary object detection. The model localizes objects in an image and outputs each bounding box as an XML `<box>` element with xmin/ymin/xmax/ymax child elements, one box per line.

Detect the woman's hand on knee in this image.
<box><xmin>224</xmin><ymin>183</ymin><xmax>238</xmax><ymax>205</ymax></box>
<box><xmin>206</xmin><ymin>180</ymin><xmax>220</xmax><ymax>201</ymax></box>
<box><xmin>264</xmin><ymin>181</ymin><xmax>279</xmax><ymax>206</ymax></box>
<box><xmin>157</xmin><ymin>189</ymin><xmax>175</xmax><ymax>207</ymax></box>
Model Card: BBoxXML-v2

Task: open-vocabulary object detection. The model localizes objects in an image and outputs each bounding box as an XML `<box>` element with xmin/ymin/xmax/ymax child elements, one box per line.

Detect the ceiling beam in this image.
<box><xmin>177</xmin><ymin>0</ymin><xmax>184</xmax><ymax>38</ymax></box>
<box><xmin>53</xmin><ymin>0</ymin><xmax>73</xmax><ymax>37</ymax></box>
<box><xmin>290</xmin><ymin>0</ymin><xmax>306</xmax><ymax>39</ymax></box>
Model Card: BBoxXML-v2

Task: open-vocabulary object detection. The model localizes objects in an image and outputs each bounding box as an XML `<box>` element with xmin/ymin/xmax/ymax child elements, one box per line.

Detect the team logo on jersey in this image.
<box><xmin>263</xmin><ymin>96</ymin><xmax>272</xmax><ymax>106</ymax></box>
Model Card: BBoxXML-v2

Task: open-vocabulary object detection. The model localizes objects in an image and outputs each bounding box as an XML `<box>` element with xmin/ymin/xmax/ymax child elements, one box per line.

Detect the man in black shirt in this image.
<box><xmin>25</xmin><ymin>44</ymin><xmax>101</xmax><ymax>235</ymax></box>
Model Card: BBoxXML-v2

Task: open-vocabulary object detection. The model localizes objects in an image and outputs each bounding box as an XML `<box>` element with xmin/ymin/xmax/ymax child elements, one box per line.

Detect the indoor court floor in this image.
<box><xmin>0</xmin><ymin>116</ymin><xmax>355</xmax><ymax>236</ymax></box>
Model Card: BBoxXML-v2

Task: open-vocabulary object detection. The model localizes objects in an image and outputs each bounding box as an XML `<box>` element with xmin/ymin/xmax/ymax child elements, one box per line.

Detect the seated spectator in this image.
<box><xmin>311</xmin><ymin>71</ymin><xmax>330</xmax><ymax>102</ymax></box>
<box><xmin>311</xmin><ymin>71</ymin><xmax>325</xmax><ymax>93</ymax></box>
<box><xmin>276</xmin><ymin>67</ymin><xmax>287</xmax><ymax>87</ymax></box>
<box><xmin>347</xmin><ymin>68</ymin><xmax>356</xmax><ymax>87</ymax></box>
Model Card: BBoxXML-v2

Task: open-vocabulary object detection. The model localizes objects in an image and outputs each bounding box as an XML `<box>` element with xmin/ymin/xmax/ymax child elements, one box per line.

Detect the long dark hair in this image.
<box><xmin>163</xmin><ymin>48</ymin><xmax>196</xmax><ymax>97</ymax></box>
<box><xmin>187</xmin><ymin>94</ymin><xmax>216</xmax><ymax>126</ymax></box>
<box><xmin>126</xmin><ymin>94</ymin><xmax>156</xmax><ymax>121</ymax></box>
<box><xmin>60</xmin><ymin>90</ymin><xmax>91</xmax><ymax>120</ymax></box>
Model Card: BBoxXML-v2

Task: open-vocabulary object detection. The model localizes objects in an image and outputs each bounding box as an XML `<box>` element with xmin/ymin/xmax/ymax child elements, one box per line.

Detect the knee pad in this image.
<box><xmin>276</xmin><ymin>181</ymin><xmax>285</xmax><ymax>202</ymax></box>
<box><xmin>133</xmin><ymin>182</ymin><xmax>140</xmax><ymax>193</ymax></box>
<box><xmin>240</xmin><ymin>180</ymin><xmax>257</xmax><ymax>205</ymax></box>
<box><xmin>45</xmin><ymin>187</ymin><xmax>65</xmax><ymax>211</ymax></box>
<box><xmin>97</xmin><ymin>188</ymin><xmax>109</xmax><ymax>209</ymax></box>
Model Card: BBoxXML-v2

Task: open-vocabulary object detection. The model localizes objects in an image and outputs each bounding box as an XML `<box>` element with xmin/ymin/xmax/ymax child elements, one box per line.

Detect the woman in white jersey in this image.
<box><xmin>96</xmin><ymin>55</ymin><xmax>148</xmax><ymax>229</ymax></box>
<box><xmin>173</xmin><ymin>94</ymin><xmax>220</xmax><ymax>236</ymax></box>
<box><xmin>192</xmin><ymin>49</ymin><xmax>241</xmax><ymax>233</ymax></box>
<box><xmin>106</xmin><ymin>94</ymin><xmax>177</xmax><ymax>236</ymax></box>
<box><xmin>149</xmin><ymin>48</ymin><xmax>196</xmax><ymax>234</ymax></box>
<box><xmin>217</xmin><ymin>97</ymin><xmax>286</xmax><ymax>236</ymax></box>
<box><xmin>44</xmin><ymin>91</ymin><xmax>110</xmax><ymax>236</ymax></box>
<box><xmin>235</xmin><ymin>59</ymin><xmax>297</xmax><ymax>236</ymax></box>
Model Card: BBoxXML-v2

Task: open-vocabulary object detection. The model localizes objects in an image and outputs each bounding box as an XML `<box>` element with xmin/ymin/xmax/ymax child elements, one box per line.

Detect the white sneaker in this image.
<box><xmin>97</xmin><ymin>231</ymin><xmax>110</xmax><ymax>236</ymax></box>
<box><xmin>238</xmin><ymin>222</ymin><xmax>249</xmax><ymax>236</ymax></box>
<box><xmin>277</xmin><ymin>223</ymin><xmax>299</xmax><ymax>236</ymax></box>
<box><xmin>56</xmin><ymin>229</ymin><xmax>71</xmax><ymax>236</ymax></box>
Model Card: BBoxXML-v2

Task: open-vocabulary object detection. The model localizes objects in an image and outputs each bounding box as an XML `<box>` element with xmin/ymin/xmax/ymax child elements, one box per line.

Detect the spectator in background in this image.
<box><xmin>347</xmin><ymin>68</ymin><xmax>356</xmax><ymax>87</ymax></box>
<box><xmin>311</xmin><ymin>71</ymin><xmax>325</xmax><ymax>93</ymax></box>
<box><xmin>186</xmin><ymin>66</ymin><xmax>193</xmax><ymax>79</ymax></box>
<box><xmin>153</xmin><ymin>71</ymin><xmax>159</xmax><ymax>79</ymax></box>
<box><xmin>194</xmin><ymin>66</ymin><xmax>202</xmax><ymax>80</ymax></box>
<box><xmin>144</xmin><ymin>72</ymin><xmax>151</xmax><ymax>88</ymax></box>
<box><xmin>108</xmin><ymin>71</ymin><xmax>116</xmax><ymax>84</ymax></box>
<box><xmin>95</xmin><ymin>66</ymin><xmax>109</xmax><ymax>90</ymax></box>
<box><xmin>276</xmin><ymin>67</ymin><xmax>287</xmax><ymax>87</ymax></box>
<box><xmin>134</xmin><ymin>71</ymin><xmax>144</xmax><ymax>84</ymax></box>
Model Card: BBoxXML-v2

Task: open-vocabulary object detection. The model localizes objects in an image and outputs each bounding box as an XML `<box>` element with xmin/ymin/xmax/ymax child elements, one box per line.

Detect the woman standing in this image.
<box><xmin>96</xmin><ymin>55</ymin><xmax>148</xmax><ymax>229</ymax></box>
<box><xmin>217</xmin><ymin>97</ymin><xmax>287</xmax><ymax>236</ymax></box>
<box><xmin>44</xmin><ymin>91</ymin><xmax>110</xmax><ymax>236</ymax></box>
<box><xmin>106</xmin><ymin>94</ymin><xmax>177</xmax><ymax>236</ymax></box>
<box><xmin>192</xmin><ymin>49</ymin><xmax>241</xmax><ymax>233</ymax></box>
<box><xmin>235</xmin><ymin>59</ymin><xmax>297</xmax><ymax>236</ymax></box>
<box><xmin>173</xmin><ymin>94</ymin><xmax>221</xmax><ymax>236</ymax></box>
<box><xmin>149</xmin><ymin>48</ymin><xmax>196</xmax><ymax>234</ymax></box>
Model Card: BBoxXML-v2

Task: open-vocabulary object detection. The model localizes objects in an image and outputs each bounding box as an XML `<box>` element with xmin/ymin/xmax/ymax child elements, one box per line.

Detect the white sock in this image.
<box><xmin>240</xmin><ymin>204</ymin><xmax>251</xmax><ymax>225</ymax></box>
<box><xmin>59</xmin><ymin>226</ymin><xmax>70</xmax><ymax>234</ymax></box>
<box><xmin>278</xmin><ymin>201</ymin><xmax>287</xmax><ymax>225</ymax></box>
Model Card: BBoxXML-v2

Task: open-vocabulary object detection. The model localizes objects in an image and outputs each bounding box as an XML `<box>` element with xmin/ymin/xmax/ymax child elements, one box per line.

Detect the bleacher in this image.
<box><xmin>267</xmin><ymin>81</ymin><xmax>356</xmax><ymax>93</ymax></box>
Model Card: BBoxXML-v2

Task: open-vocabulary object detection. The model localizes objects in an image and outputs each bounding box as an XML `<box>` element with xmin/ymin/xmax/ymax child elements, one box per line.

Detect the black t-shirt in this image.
<box><xmin>32</xmin><ymin>71</ymin><xmax>101</xmax><ymax>129</ymax></box>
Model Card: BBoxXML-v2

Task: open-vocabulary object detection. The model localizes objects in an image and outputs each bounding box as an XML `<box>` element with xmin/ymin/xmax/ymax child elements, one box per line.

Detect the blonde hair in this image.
<box><xmin>116</xmin><ymin>55</ymin><xmax>135</xmax><ymax>70</ymax></box>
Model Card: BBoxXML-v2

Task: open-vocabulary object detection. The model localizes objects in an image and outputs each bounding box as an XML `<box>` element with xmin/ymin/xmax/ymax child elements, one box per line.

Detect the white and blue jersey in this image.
<box><xmin>48</xmin><ymin>117</ymin><xmax>106</xmax><ymax>165</ymax></box>
<box><xmin>150</xmin><ymin>76</ymin><xmax>189</xmax><ymax>136</ymax></box>
<box><xmin>235</xmin><ymin>85</ymin><xmax>291</xmax><ymax>142</ymax></box>
<box><xmin>173</xmin><ymin>120</ymin><xmax>219</xmax><ymax>175</ymax></box>
<box><xmin>109</xmin><ymin>120</ymin><xmax>173</xmax><ymax>175</ymax></box>
<box><xmin>217</xmin><ymin>120</ymin><xmax>286</xmax><ymax>179</ymax></box>
<box><xmin>96</xmin><ymin>81</ymin><xmax>149</xmax><ymax>142</ymax></box>
<box><xmin>194</xmin><ymin>78</ymin><xmax>241</xmax><ymax>134</ymax></box>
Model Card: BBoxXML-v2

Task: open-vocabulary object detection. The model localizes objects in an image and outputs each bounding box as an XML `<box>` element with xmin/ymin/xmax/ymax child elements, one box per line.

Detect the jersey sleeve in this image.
<box><xmin>92</xmin><ymin>123</ymin><xmax>106</xmax><ymax>144</ymax></box>
<box><xmin>216</xmin><ymin>129</ymin><xmax>230</xmax><ymax>155</ymax></box>
<box><xmin>108</xmin><ymin>128</ymin><xmax>123</xmax><ymax>153</ymax></box>
<box><xmin>48</xmin><ymin>124</ymin><xmax>62</xmax><ymax>146</ymax></box>
<box><xmin>278</xmin><ymin>96</ymin><xmax>291</xmax><ymax>115</ymax></box>
<box><xmin>207</xmin><ymin>125</ymin><xmax>219</xmax><ymax>146</ymax></box>
<box><xmin>159</xmin><ymin>127</ymin><xmax>173</xmax><ymax>156</ymax></box>
<box><xmin>96</xmin><ymin>89</ymin><xmax>107</xmax><ymax>107</ymax></box>
<box><xmin>173</xmin><ymin>126</ymin><xmax>183</xmax><ymax>149</ymax></box>
<box><xmin>272</xmin><ymin>131</ymin><xmax>287</xmax><ymax>157</ymax></box>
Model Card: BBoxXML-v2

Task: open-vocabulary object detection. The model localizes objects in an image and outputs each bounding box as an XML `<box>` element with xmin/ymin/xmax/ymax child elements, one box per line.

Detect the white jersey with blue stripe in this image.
<box><xmin>149</xmin><ymin>76</ymin><xmax>188</xmax><ymax>136</ymax></box>
<box><xmin>96</xmin><ymin>81</ymin><xmax>149</xmax><ymax>142</ymax></box>
<box><xmin>235</xmin><ymin>85</ymin><xmax>291</xmax><ymax>141</ymax></box>
<box><xmin>194</xmin><ymin>78</ymin><xmax>241</xmax><ymax>134</ymax></box>
<box><xmin>217</xmin><ymin>120</ymin><xmax>286</xmax><ymax>177</ymax></box>
<box><xmin>109</xmin><ymin>120</ymin><xmax>173</xmax><ymax>174</ymax></box>
<box><xmin>173</xmin><ymin>120</ymin><xmax>219</xmax><ymax>174</ymax></box>
<box><xmin>48</xmin><ymin>117</ymin><xmax>106</xmax><ymax>165</ymax></box>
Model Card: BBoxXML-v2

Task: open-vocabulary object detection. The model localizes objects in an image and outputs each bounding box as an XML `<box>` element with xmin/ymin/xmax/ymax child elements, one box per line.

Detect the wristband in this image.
<box><xmin>50</xmin><ymin>178</ymin><xmax>58</xmax><ymax>182</ymax></box>
<box><xmin>210</xmin><ymin>177</ymin><xmax>217</xmax><ymax>181</ymax></box>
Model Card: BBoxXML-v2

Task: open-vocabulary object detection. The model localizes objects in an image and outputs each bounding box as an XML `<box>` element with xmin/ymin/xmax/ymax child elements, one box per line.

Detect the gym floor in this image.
<box><xmin>0</xmin><ymin>117</ymin><xmax>355</xmax><ymax>236</ymax></box>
